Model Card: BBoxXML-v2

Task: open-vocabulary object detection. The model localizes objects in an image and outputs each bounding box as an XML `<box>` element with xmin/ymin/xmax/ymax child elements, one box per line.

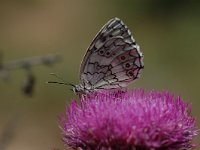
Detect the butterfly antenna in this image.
<box><xmin>46</xmin><ymin>73</ymin><xmax>75</xmax><ymax>87</ymax></box>
<box><xmin>49</xmin><ymin>73</ymin><xmax>68</xmax><ymax>82</ymax></box>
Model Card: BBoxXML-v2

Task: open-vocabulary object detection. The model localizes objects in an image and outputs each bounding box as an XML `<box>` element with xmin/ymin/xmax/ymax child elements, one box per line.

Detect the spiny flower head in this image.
<box><xmin>59</xmin><ymin>89</ymin><xmax>198</xmax><ymax>150</ymax></box>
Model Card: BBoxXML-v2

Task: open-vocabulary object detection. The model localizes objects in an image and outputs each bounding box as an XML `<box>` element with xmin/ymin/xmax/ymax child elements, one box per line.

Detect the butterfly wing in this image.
<box><xmin>80</xmin><ymin>18</ymin><xmax>143</xmax><ymax>91</ymax></box>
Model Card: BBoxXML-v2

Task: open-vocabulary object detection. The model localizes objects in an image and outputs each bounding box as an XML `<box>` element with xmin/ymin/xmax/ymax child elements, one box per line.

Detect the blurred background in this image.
<box><xmin>0</xmin><ymin>0</ymin><xmax>199</xmax><ymax>150</ymax></box>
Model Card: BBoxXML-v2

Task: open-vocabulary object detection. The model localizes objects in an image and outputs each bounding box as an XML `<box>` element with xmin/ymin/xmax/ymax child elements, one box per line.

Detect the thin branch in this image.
<box><xmin>2</xmin><ymin>54</ymin><xmax>61</xmax><ymax>71</ymax></box>
<box><xmin>0</xmin><ymin>53</ymin><xmax>62</xmax><ymax>96</ymax></box>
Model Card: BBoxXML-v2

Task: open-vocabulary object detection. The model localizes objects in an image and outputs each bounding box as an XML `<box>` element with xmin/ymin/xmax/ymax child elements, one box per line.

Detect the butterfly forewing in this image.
<box><xmin>79</xmin><ymin>18</ymin><xmax>143</xmax><ymax>92</ymax></box>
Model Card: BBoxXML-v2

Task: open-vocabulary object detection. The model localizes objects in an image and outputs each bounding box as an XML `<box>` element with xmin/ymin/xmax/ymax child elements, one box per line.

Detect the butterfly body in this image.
<box><xmin>72</xmin><ymin>84</ymin><xmax>93</xmax><ymax>95</ymax></box>
<box><xmin>73</xmin><ymin>18</ymin><xmax>144</xmax><ymax>95</ymax></box>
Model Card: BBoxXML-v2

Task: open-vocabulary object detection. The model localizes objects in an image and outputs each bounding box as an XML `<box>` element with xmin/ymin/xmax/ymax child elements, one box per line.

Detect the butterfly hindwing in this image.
<box><xmin>80</xmin><ymin>18</ymin><xmax>143</xmax><ymax>91</ymax></box>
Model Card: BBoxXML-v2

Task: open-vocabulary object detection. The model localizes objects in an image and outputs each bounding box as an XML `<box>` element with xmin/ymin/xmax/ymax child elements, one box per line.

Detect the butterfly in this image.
<box><xmin>49</xmin><ymin>18</ymin><xmax>144</xmax><ymax>95</ymax></box>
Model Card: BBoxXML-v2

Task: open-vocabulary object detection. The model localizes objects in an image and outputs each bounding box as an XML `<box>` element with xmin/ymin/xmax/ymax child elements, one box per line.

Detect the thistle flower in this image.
<box><xmin>59</xmin><ymin>89</ymin><xmax>198</xmax><ymax>150</ymax></box>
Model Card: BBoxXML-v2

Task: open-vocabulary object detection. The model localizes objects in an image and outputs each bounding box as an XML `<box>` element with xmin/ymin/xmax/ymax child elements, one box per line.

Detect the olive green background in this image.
<box><xmin>0</xmin><ymin>1</ymin><xmax>199</xmax><ymax>150</ymax></box>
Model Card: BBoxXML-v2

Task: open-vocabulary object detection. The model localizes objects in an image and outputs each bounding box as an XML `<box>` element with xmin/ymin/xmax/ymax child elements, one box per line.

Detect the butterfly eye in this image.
<box><xmin>120</xmin><ymin>55</ymin><xmax>127</xmax><ymax>62</ymax></box>
<box><xmin>105</xmin><ymin>51</ymin><xmax>111</xmax><ymax>57</ymax></box>
<box><xmin>127</xmin><ymin>70</ymin><xmax>135</xmax><ymax>78</ymax></box>
<box><xmin>124</xmin><ymin>62</ymin><xmax>131</xmax><ymax>69</ymax></box>
<box><xmin>98</xmin><ymin>49</ymin><xmax>105</xmax><ymax>56</ymax></box>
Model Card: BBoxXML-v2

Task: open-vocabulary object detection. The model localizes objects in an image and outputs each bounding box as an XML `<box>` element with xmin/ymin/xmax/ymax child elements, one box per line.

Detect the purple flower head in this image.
<box><xmin>59</xmin><ymin>89</ymin><xmax>198</xmax><ymax>150</ymax></box>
